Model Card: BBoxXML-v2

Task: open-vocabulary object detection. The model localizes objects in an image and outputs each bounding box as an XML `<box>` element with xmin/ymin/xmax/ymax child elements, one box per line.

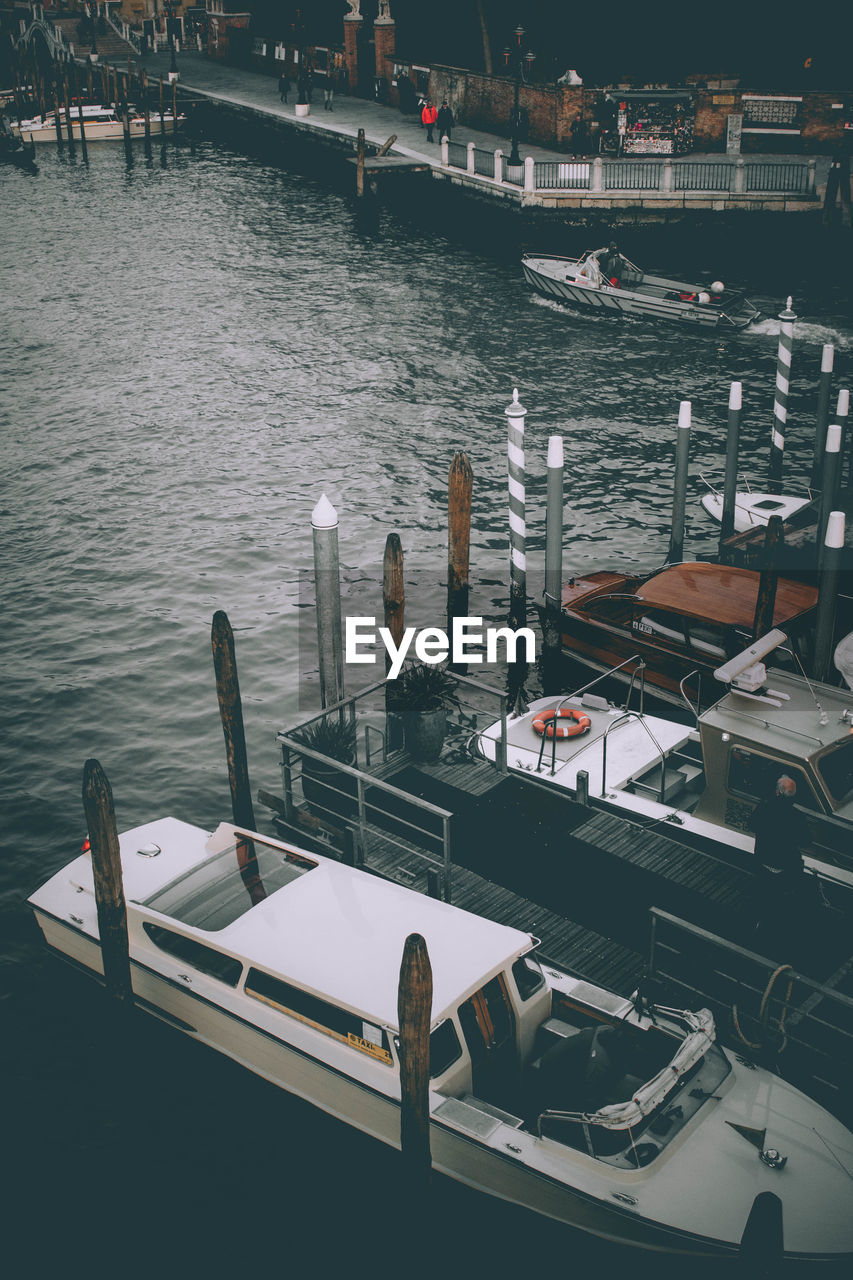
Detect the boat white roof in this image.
<box><xmin>130</xmin><ymin>820</ymin><xmax>534</xmax><ymax>1032</ymax></box>
<box><xmin>702</xmin><ymin>668</ymin><xmax>853</xmax><ymax>756</ymax></box>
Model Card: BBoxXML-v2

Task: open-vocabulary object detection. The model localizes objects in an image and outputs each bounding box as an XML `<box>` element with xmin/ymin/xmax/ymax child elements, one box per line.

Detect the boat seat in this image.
<box><xmin>524</xmin><ymin>1025</ymin><xmax>623</xmax><ymax>1121</ymax></box>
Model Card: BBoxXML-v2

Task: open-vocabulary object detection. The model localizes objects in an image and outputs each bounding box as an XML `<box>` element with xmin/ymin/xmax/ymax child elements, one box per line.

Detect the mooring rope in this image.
<box><xmin>732</xmin><ymin>963</ymin><xmax>795</xmax><ymax>1055</ymax></box>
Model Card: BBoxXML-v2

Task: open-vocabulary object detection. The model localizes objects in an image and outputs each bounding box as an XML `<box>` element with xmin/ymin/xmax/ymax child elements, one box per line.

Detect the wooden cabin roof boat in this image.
<box><xmin>13</xmin><ymin>104</ymin><xmax>185</xmax><ymax>143</ymax></box>
<box><xmin>559</xmin><ymin>561</ymin><xmax>818</xmax><ymax>716</ymax></box>
<box><xmin>28</xmin><ymin>817</ymin><xmax>853</xmax><ymax>1260</ymax></box>
<box><xmin>522</xmin><ymin>251</ymin><xmax>761</xmax><ymax>329</ymax></box>
<box><xmin>474</xmin><ymin>631</ymin><xmax>853</xmax><ymax>890</ymax></box>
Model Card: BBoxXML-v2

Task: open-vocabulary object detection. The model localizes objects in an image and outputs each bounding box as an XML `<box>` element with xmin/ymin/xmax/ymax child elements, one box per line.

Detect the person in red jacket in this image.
<box><xmin>421</xmin><ymin>99</ymin><xmax>438</xmax><ymax>142</ymax></box>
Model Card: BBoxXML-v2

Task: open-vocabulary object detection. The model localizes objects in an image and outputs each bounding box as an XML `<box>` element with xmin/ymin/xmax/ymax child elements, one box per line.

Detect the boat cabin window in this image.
<box><xmin>633</xmin><ymin>611</ymin><xmax>730</xmax><ymax>660</ymax></box>
<box><xmin>512</xmin><ymin>954</ymin><xmax>545</xmax><ymax>1000</ymax></box>
<box><xmin>245</xmin><ymin>968</ymin><xmax>393</xmax><ymax>1066</ymax></box>
<box><xmin>727</xmin><ymin>748</ymin><xmax>822</xmax><ymax>811</ymax></box>
<box><xmin>429</xmin><ymin>1019</ymin><xmax>463</xmax><ymax>1078</ymax></box>
<box><xmin>816</xmin><ymin>738</ymin><xmax>853</xmax><ymax>809</ymax></box>
<box><xmin>142</xmin><ymin>836</ymin><xmax>317</xmax><ymax>930</ymax></box>
<box><xmin>142</xmin><ymin>923</ymin><xmax>243</xmax><ymax>986</ymax></box>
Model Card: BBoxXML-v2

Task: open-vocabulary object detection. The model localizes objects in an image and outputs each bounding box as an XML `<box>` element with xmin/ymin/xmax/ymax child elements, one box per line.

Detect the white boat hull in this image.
<box><xmin>16</xmin><ymin>116</ymin><xmax>181</xmax><ymax>143</ymax></box>
<box><xmin>701</xmin><ymin>491</ymin><xmax>812</xmax><ymax>532</ymax></box>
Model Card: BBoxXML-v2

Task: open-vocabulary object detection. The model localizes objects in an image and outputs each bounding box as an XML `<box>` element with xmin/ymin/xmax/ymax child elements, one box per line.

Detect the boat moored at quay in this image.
<box><xmin>13</xmin><ymin>104</ymin><xmax>185</xmax><ymax>143</ymax></box>
<box><xmin>474</xmin><ymin>632</ymin><xmax>853</xmax><ymax>891</ymax></box>
<box><xmin>28</xmin><ymin>816</ymin><xmax>853</xmax><ymax>1260</ymax></box>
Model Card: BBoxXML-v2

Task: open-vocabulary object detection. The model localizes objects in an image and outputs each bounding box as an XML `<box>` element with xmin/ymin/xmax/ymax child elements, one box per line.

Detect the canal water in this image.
<box><xmin>2</xmin><ymin>133</ymin><xmax>851</xmax><ymax>1275</ymax></box>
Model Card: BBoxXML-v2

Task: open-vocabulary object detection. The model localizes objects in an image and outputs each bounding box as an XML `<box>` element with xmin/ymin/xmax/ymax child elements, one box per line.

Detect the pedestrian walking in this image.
<box><xmin>421</xmin><ymin>98</ymin><xmax>438</xmax><ymax>142</ymax></box>
<box><xmin>278</xmin><ymin>72</ymin><xmax>290</xmax><ymax>104</ymax></box>
<box><xmin>436</xmin><ymin>99</ymin><xmax>454</xmax><ymax>142</ymax></box>
<box><xmin>324</xmin><ymin>70</ymin><xmax>336</xmax><ymax>111</ymax></box>
<box><xmin>570</xmin><ymin>111</ymin><xmax>589</xmax><ymax>159</ymax></box>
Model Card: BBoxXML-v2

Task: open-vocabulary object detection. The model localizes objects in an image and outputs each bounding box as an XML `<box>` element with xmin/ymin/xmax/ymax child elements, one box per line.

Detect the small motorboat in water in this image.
<box><xmin>13</xmin><ymin>103</ymin><xmax>185</xmax><ymax>143</ymax></box>
<box><xmin>522</xmin><ymin>249</ymin><xmax>761</xmax><ymax>329</ymax></box>
<box><xmin>28</xmin><ymin>816</ymin><xmax>853</xmax><ymax>1259</ymax></box>
<box><xmin>700</xmin><ymin>485</ymin><xmax>814</xmax><ymax>533</ymax></box>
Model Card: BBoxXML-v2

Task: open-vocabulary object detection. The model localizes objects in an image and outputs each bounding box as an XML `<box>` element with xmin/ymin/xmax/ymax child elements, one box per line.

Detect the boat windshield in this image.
<box><xmin>142</xmin><ymin>836</ymin><xmax>316</xmax><ymax>930</ymax></box>
<box><xmin>816</xmin><ymin>737</ymin><xmax>853</xmax><ymax>809</ymax></box>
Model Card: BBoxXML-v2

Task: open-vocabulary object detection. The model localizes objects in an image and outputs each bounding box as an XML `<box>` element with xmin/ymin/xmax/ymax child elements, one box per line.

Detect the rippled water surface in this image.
<box><xmin>2</xmin><ymin>136</ymin><xmax>851</xmax><ymax>1274</ymax></box>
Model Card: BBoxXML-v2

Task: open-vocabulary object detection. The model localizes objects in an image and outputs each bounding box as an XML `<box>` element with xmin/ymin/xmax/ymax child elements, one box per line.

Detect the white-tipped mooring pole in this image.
<box><xmin>312</xmin><ymin>493</ymin><xmax>345</xmax><ymax>709</ymax></box>
<box><xmin>667</xmin><ymin>401</ymin><xmax>691</xmax><ymax>564</ymax></box>
<box><xmin>545</xmin><ymin>435</ymin><xmax>564</xmax><ymax>615</ymax></box>
<box><xmin>505</xmin><ymin>388</ymin><xmax>527</xmax><ymax>629</ymax></box>
<box><xmin>814</xmin><ymin>512</ymin><xmax>846</xmax><ymax>683</ymax></box>
<box><xmin>817</xmin><ymin>424</ymin><xmax>842</xmax><ymax>559</ymax></box>
<box><xmin>836</xmin><ymin>387</ymin><xmax>850</xmax><ymax>489</ymax></box>
<box><xmin>769</xmin><ymin>296</ymin><xmax>796</xmax><ymax>493</ymax></box>
<box><xmin>719</xmin><ymin>381</ymin><xmax>743</xmax><ymax>554</ymax></box>
<box><xmin>809</xmin><ymin>344</ymin><xmax>835</xmax><ymax>489</ymax></box>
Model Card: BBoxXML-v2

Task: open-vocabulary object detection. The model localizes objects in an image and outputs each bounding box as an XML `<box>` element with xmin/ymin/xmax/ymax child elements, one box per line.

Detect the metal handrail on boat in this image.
<box><xmin>600</xmin><ymin>712</ymin><xmax>671</xmax><ymax>803</ymax></box>
<box><xmin>534</xmin><ymin>657</ymin><xmax>650</xmax><ymax>777</ymax></box>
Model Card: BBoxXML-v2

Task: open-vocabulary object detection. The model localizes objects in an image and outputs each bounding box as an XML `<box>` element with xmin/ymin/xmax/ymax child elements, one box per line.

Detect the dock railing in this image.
<box><xmin>275</xmin><ymin>669</ymin><xmax>509</xmax><ymax>902</ymax></box>
<box><xmin>647</xmin><ymin>907</ymin><xmax>853</xmax><ymax>1124</ymax></box>
<box><xmin>444</xmin><ymin>148</ymin><xmax>817</xmax><ymax>198</ymax></box>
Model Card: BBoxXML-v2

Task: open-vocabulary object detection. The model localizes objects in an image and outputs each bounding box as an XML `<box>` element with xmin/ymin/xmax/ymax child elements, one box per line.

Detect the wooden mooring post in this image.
<box><xmin>356</xmin><ymin>128</ymin><xmax>365</xmax><ymax>197</ymax></box>
<box><xmin>667</xmin><ymin>401</ymin><xmax>691</xmax><ymax>564</ymax></box>
<box><xmin>769</xmin><ymin>298</ymin><xmax>796</xmax><ymax>494</ymax></box>
<box><xmin>52</xmin><ymin>84</ymin><xmax>63</xmax><ymax>146</ymax></box>
<box><xmin>62</xmin><ymin>72</ymin><xmax>74</xmax><ymax>145</ymax></box>
<box><xmin>809</xmin><ymin>345</ymin><xmax>835</xmax><ymax>490</ymax></box>
<box><xmin>814</xmin><ymin>512</ymin><xmax>846</xmax><ymax>683</ymax></box>
<box><xmin>172</xmin><ymin>79</ymin><xmax>178</xmax><ymax>136</ymax></box>
<box><xmin>751</xmin><ymin>515</ymin><xmax>783</xmax><ymax>641</ymax></box>
<box><xmin>397</xmin><ymin>933</ymin><xmax>432</xmax><ymax>1191</ymax></box>
<box><xmin>82</xmin><ymin>759</ymin><xmax>132</xmax><ymax>1001</ymax></box>
<box><xmin>542</xmin><ymin>435</ymin><xmax>564</xmax><ymax>693</ymax></box>
<box><xmin>817</xmin><ymin>423</ymin><xmax>842</xmax><ymax>553</ymax></box>
<box><xmin>211</xmin><ymin>609</ymin><xmax>257</xmax><ymax>831</ymax></box>
<box><xmin>142</xmin><ymin>69</ymin><xmax>151</xmax><ymax>145</ymax></box>
<box><xmin>312</xmin><ymin>494</ymin><xmax>345</xmax><ymax>709</ymax></box>
<box><xmin>383</xmin><ymin>532</ymin><xmax>405</xmax><ymax>750</ymax></box>
<box><xmin>447</xmin><ymin>452</ymin><xmax>472</xmax><ymax>672</ymax></box>
<box><xmin>718</xmin><ymin>382</ymin><xmax>742</xmax><ymax>557</ymax></box>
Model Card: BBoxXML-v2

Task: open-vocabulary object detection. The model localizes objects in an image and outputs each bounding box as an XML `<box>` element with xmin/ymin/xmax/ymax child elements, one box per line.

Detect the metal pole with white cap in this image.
<box><xmin>809</xmin><ymin>344</ymin><xmax>834</xmax><ymax>490</ymax></box>
<box><xmin>542</xmin><ymin>434</ymin><xmax>564</xmax><ymax>691</ymax></box>
<box><xmin>814</xmin><ymin>512</ymin><xmax>846</xmax><ymax>683</ymax></box>
<box><xmin>667</xmin><ymin>401</ymin><xmax>691</xmax><ymax>564</ymax></box>
<box><xmin>769</xmin><ymin>297</ymin><xmax>796</xmax><ymax>494</ymax></box>
<box><xmin>719</xmin><ymin>381</ymin><xmax>742</xmax><ymax>556</ymax></box>
<box><xmin>312</xmin><ymin>493</ymin><xmax>345</xmax><ymax>709</ymax></box>
<box><xmin>505</xmin><ymin>388</ymin><xmax>527</xmax><ymax>630</ymax></box>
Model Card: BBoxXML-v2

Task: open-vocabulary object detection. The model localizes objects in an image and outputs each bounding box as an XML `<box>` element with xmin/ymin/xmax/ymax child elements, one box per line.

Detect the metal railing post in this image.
<box><xmin>442</xmin><ymin>814</ymin><xmax>452</xmax><ymax>903</ymax></box>
<box><xmin>281</xmin><ymin>744</ymin><xmax>295</xmax><ymax>822</ymax></box>
<box><xmin>498</xmin><ymin>693</ymin><xmax>508</xmax><ymax>773</ymax></box>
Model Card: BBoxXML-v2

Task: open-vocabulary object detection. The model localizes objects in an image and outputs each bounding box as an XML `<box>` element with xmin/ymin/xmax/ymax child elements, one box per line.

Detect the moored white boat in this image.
<box><xmin>13</xmin><ymin>104</ymin><xmax>185</xmax><ymax>143</ymax></box>
<box><xmin>700</xmin><ymin>488</ymin><xmax>813</xmax><ymax>532</ymax></box>
<box><xmin>28</xmin><ymin>817</ymin><xmax>853</xmax><ymax>1259</ymax></box>
<box><xmin>523</xmin><ymin>251</ymin><xmax>761</xmax><ymax>329</ymax></box>
<box><xmin>474</xmin><ymin>633</ymin><xmax>853</xmax><ymax>890</ymax></box>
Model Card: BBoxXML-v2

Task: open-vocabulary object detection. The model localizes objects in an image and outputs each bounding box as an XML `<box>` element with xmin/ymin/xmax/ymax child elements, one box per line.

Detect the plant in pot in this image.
<box><xmin>386</xmin><ymin>661</ymin><xmax>459</xmax><ymax>763</ymax></box>
<box><xmin>294</xmin><ymin>714</ymin><xmax>358</xmax><ymax>820</ymax></box>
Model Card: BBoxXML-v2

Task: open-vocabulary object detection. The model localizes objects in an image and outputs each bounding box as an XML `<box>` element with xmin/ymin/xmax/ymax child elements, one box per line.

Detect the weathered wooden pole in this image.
<box><xmin>211</xmin><ymin>609</ymin><xmax>257</xmax><ymax>832</ymax></box>
<box><xmin>172</xmin><ymin>79</ymin><xmax>178</xmax><ymax>136</ymax></box>
<box><xmin>809</xmin><ymin>344</ymin><xmax>834</xmax><ymax>489</ymax></box>
<box><xmin>356</xmin><ymin>127</ymin><xmax>365</xmax><ymax>197</ymax></box>
<box><xmin>814</xmin><ymin>512</ymin><xmax>845</xmax><ymax>682</ymax></box>
<box><xmin>52</xmin><ymin>84</ymin><xmax>63</xmax><ymax>145</ymax></box>
<box><xmin>397</xmin><ymin>933</ymin><xmax>433</xmax><ymax>1189</ymax></box>
<box><xmin>817</xmin><ymin>423</ymin><xmax>842</xmax><ymax>556</ymax></box>
<box><xmin>505</xmin><ymin>387</ymin><xmax>527</xmax><ymax>629</ymax></box>
<box><xmin>751</xmin><ymin>515</ymin><xmax>783</xmax><ymax>641</ymax></box>
<box><xmin>87</xmin><ymin>61</ymin><xmax>93</xmax><ymax>102</ymax></box>
<box><xmin>447</xmin><ymin>452</ymin><xmax>472</xmax><ymax>671</ymax></box>
<box><xmin>719</xmin><ymin>381</ymin><xmax>742</xmax><ymax>556</ymax></box>
<box><xmin>384</xmin><ymin>532</ymin><xmax>405</xmax><ymax>747</ymax></box>
<box><xmin>62</xmin><ymin>72</ymin><xmax>74</xmax><ymax>145</ymax></box>
<box><xmin>667</xmin><ymin>401</ymin><xmax>691</xmax><ymax>564</ymax></box>
<box><xmin>82</xmin><ymin>759</ymin><xmax>132</xmax><ymax>1001</ymax></box>
<box><xmin>542</xmin><ymin>435</ymin><xmax>565</xmax><ymax>692</ymax></box>
<box><xmin>76</xmin><ymin>95</ymin><xmax>89</xmax><ymax>160</ymax></box>
<box><xmin>312</xmin><ymin>493</ymin><xmax>345</xmax><ymax>709</ymax></box>
<box><xmin>142</xmin><ymin>68</ymin><xmax>151</xmax><ymax>144</ymax></box>
<box><xmin>121</xmin><ymin>98</ymin><xmax>133</xmax><ymax>163</ymax></box>
<box><xmin>769</xmin><ymin>297</ymin><xmax>796</xmax><ymax>494</ymax></box>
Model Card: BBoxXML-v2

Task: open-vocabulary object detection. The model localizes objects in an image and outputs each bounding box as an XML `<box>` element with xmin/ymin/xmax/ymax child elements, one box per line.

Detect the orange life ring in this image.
<box><xmin>532</xmin><ymin>708</ymin><xmax>592</xmax><ymax>739</ymax></box>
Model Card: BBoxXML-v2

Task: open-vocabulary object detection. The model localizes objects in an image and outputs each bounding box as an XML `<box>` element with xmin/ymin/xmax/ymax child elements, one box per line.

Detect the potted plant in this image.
<box><xmin>294</xmin><ymin>714</ymin><xmax>358</xmax><ymax>819</ymax></box>
<box><xmin>386</xmin><ymin>661</ymin><xmax>459</xmax><ymax>763</ymax></box>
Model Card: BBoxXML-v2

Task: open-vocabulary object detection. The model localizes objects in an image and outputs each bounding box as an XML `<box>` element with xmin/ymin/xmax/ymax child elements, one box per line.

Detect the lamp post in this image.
<box><xmin>165</xmin><ymin>0</ymin><xmax>179</xmax><ymax>82</ymax></box>
<box><xmin>503</xmin><ymin>24</ymin><xmax>535</xmax><ymax>166</ymax></box>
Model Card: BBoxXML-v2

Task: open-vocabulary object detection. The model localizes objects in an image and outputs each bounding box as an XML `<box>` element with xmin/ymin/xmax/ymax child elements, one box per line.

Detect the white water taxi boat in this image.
<box><xmin>13</xmin><ymin>104</ymin><xmax>184</xmax><ymax>143</ymax></box>
<box><xmin>28</xmin><ymin>817</ymin><xmax>853</xmax><ymax>1259</ymax></box>
<box><xmin>474</xmin><ymin>632</ymin><xmax>853</xmax><ymax>890</ymax></box>
<box><xmin>522</xmin><ymin>251</ymin><xmax>761</xmax><ymax>329</ymax></box>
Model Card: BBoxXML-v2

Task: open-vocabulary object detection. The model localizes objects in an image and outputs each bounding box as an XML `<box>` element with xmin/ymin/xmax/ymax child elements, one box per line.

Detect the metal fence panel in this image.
<box><xmin>472</xmin><ymin>145</ymin><xmax>495</xmax><ymax>177</ymax></box>
<box><xmin>534</xmin><ymin>161</ymin><xmax>590</xmax><ymax>190</ymax></box>
<box><xmin>446</xmin><ymin>140</ymin><xmax>467</xmax><ymax>170</ymax></box>
<box><xmin>605</xmin><ymin>161</ymin><xmax>663</xmax><ymax>190</ymax></box>
<box><xmin>746</xmin><ymin>162</ymin><xmax>809</xmax><ymax>193</ymax></box>
<box><xmin>674</xmin><ymin>162</ymin><xmax>733</xmax><ymax>191</ymax></box>
<box><xmin>501</xmin><ymin>155</ymin><xmax>525</xmax><ymax>186</ymax></box>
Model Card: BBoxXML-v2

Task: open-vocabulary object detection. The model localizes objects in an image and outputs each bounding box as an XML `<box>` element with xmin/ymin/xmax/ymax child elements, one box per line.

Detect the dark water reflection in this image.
<box><xmin>2</xmin><ymin>137</ymin><xmax>851</xmax><ymax>1274</ymax></box>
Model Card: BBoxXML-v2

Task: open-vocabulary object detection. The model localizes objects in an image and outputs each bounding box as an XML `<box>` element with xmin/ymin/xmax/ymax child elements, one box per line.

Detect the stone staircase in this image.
<box><xmin>51</xmin><ymin>15</ymin><xmax>138</xmax><ymax>65</ymax></box>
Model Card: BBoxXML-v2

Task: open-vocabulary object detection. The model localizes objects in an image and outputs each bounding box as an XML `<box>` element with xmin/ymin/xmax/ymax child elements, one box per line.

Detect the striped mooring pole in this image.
<box><xmin>505</xmin><ymin>388</ymin><xmax>527</xmax><ymax>629</ymax></box>
<box><xmin>769</xmin><ymin>296</ymin><xmax>796</xmax><ymax>493</ymax></box>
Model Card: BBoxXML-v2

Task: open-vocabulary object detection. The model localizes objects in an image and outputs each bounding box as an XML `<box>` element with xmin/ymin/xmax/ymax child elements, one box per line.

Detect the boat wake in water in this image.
<box><xmin>747</xmin><ymin>316</ymin><xmax>850</xmax><ymax>347</ymax></box>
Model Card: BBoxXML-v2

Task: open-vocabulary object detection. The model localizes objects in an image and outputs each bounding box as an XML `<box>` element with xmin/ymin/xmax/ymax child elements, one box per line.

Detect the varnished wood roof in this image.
<box><xmin>636</xmin><ymin>562</ymin><xmax>817</xmax><ymax>627</ymax></box>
